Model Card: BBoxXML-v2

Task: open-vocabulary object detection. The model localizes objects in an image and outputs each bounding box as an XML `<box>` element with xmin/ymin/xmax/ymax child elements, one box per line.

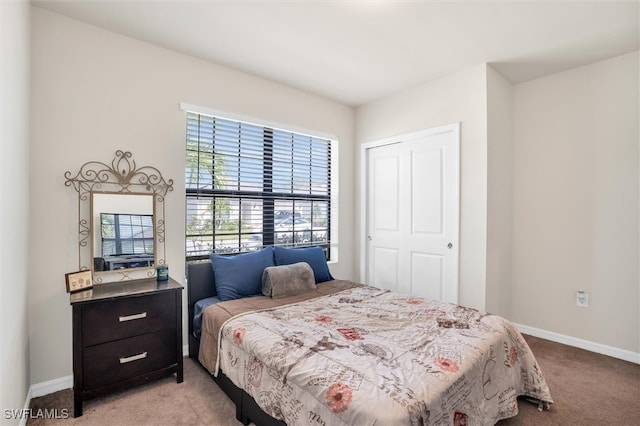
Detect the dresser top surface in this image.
<box><xmin>70</xmin><ymin>277</ymin><xmax>182</xmax><ymax>305</ymax></box>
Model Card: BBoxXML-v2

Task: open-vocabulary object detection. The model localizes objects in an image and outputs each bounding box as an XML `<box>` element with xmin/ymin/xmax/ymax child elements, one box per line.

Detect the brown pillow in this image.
<box><xmin>262</xmin><ymin>262</ymin><xmax>316</xmax><ymax>298</ymax></box>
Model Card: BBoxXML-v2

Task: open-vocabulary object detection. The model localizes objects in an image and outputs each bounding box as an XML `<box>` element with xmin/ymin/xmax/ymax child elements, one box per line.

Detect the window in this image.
<box><xmin>100</xmin><ymin>213</ymin><xmax>154</xmax><ymax>255</ymax></box>
<box><xmin>185</xmin><ymin>112</ymin><xmax>332</xmax><ymax>260</ymax></box>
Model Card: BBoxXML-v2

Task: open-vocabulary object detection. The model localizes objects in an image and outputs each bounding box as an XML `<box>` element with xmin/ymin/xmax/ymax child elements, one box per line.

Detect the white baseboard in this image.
<box><xmin>514</xmin><ymin>323</ymin><xmax>640</xmax><ymax>364</ymax></box>
<box><xmin>18</xmin><ymin>375</ymin><xmax>73</xmax><ymax>426</ymax></box>
<box><xmin>30</xmin><ymin>375</ymin><xmax>73</xmax><ymax>398</ymax></box>
<box><xmin>18</xmin><ymin>386</ymin><xmax>33</xmax><ymax>426</ymax></box>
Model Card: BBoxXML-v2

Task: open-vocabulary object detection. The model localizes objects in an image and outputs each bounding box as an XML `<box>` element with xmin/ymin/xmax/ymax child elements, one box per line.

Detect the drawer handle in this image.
<box><xmin>119</xmin><ymin>352</ymin><xmax>148</xmax><ymax>364</ymax></box>
<box><xmin>118</xmin><ymin>312</ymin><xmax>147</xmax><ymax>322</ymax></box>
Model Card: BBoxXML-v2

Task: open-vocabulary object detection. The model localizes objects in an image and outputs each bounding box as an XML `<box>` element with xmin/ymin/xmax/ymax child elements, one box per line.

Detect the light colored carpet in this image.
<box><xmin>497</xmin><ymin>335</ymin><xmax>640</xmax><ymax>426</ymax></box>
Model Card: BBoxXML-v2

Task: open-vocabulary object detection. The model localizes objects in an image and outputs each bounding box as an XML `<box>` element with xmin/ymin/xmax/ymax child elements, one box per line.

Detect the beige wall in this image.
<box><xmin>355</xmin><ymin>65</ymin><xmax>489</xmax><ymax>310</ymax></box>
<box><xmin>511</xmin><ymin>52</ymin><xmax>639</xmax><ymax>353</ymax></box>
<box><xmin>29</xmin><ymin>8</ymin><xmax>355</xmax><ymax>384</ymax></box>
<box><xmin>486</xmin><ymin>66</ymin><xmax>513</xmax><ymax>317</ymax></box>
<box><xmin>356</xmin><ymin>54</ymin><xmax>639</xmax><ymax>357</ymax></box>
<box><xmin>1</xmin><ymin>0</ymin><xmax>31</xmax><ymax>419</ymax></box>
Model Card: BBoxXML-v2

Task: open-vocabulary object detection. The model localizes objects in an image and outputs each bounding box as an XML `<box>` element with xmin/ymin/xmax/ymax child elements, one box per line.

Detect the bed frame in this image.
<box><xmin>186</xmin><ymin>262</ymin><xmax>285</xmax><ymax>426</ymax></box>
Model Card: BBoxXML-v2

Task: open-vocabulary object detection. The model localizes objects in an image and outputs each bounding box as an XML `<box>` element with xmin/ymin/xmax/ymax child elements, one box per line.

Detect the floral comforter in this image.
<box><xmin>215</xmin><ymin>284</ymin><xmax>553</xmax><ymax>425</ymax></box>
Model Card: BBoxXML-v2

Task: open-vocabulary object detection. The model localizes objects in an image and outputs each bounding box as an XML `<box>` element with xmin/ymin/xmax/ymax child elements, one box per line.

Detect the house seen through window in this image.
<box><xmin>185</xmin><ymin>112</ymin><xmax>333</xmax><ymax>260</ymax></box>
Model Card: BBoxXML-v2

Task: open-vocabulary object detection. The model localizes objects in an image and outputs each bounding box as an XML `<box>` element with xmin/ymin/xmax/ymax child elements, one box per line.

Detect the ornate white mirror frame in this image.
<box><xmin>65</xmin><ymin>150</ymin><xmax>173</xmax><ymax>283</ymax></box>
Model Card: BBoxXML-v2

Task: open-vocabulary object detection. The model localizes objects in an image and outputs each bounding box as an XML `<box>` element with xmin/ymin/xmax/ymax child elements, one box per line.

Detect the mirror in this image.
<box><xmin>92</xmin><ymin>193</ymin><xmax>154</xmax><ymax>274</ymax></box>
<box><xmin>65</xmin><ymin>150</ymin><xmax>173</xmax><ymax>283</ymax></box>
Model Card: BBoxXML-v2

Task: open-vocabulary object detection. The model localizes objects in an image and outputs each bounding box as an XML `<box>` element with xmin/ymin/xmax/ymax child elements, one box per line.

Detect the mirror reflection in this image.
<box><xmin>92</xmin><ymin>193</ymin><xmax>154</xmax><ymax>273</ymax></box>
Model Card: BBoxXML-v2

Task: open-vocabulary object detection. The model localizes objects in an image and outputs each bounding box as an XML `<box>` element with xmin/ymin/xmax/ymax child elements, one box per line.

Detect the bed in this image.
<box><xmin>187</xmin><ymin>247</ymin><xmax>552</xmax><ymax>425</ymax></box>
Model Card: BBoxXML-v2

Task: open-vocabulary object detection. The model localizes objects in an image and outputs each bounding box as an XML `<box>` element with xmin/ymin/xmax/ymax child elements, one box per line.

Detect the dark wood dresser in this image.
<box><xmin>70</xmin><ymin>277</ymin><xmax>183</xmax><ymax>417</ymax></box>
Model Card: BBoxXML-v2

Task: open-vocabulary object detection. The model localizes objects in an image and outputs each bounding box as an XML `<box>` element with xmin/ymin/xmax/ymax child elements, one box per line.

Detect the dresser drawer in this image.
<box><xmin>82</xmin><ymin>291</ymin><xmax>176</xmax><ymax>346</ymax></box>
<box><xmin>83</xmin><ymin>329</ymin><xmax>176</xmax><ymax>390</ymax></box>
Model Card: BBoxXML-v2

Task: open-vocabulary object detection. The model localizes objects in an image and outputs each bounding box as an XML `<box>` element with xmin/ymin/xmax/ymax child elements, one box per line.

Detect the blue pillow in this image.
<box><xmin>273</xmin><ymin>246</ymin><xmax>333</xmax><ymax>283</ymax></box>
<box><xmin>210</xmin><ymin>247</ymin><xmax>275</xmax><ymax>301</ymax></box>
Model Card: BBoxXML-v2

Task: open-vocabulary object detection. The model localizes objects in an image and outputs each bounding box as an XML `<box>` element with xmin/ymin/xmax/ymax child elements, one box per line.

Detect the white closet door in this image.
<box><xmin>365</xmin><ymin>124</ymin><xmax>459</xmax><ymax>303</ymax></box>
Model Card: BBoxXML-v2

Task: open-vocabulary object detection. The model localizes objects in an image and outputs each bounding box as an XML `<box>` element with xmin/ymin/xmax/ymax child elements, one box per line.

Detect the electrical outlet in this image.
<box><xmin>576</xmin><ymin>291</ymin><xmax>589</xmax><ymax>308</ymax></box>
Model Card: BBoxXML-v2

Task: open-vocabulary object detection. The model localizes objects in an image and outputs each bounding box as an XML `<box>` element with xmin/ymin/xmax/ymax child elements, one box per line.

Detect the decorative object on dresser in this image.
<box><xmin>65</xmin><ymin>270</ymin><xmax>93</xmax><ymax>293</ymax></box>
<box><xmin>70</xmin><ymin>277</ymin><xmax>183</xmax><ymax>417</ymax></box>
<box><xmin>156</xmin><ymin>264</ymin><xmax>169</xmax><ymax>281</ymax></box>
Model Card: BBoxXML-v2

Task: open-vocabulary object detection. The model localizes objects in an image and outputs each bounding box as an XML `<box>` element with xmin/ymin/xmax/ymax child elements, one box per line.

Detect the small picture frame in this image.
<box><xmin>65</xmin><ymin>270</ymin><xmax>93</xmax><ymax>293</ymax></box>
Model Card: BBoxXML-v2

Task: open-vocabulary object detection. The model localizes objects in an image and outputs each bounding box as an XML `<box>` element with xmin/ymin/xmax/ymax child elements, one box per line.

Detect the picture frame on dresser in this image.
<box><xmin>65</xmin><ymin>270</ymin><xmax>93</xmax><ymax>293</ymax></box>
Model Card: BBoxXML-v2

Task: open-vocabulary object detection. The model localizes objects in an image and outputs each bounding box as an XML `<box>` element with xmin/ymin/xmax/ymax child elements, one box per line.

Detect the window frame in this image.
<box><xmin>185</xmin><ymin>111</ymin><xmax>334</xmax><ymax>261</ymax></box>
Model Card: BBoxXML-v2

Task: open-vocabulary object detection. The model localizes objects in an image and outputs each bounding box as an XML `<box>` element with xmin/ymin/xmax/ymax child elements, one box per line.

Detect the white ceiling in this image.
<box><xmin>32</xmin><ymin>0</ymin><xmax>639</xmax><ymax>107</ymax></box>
